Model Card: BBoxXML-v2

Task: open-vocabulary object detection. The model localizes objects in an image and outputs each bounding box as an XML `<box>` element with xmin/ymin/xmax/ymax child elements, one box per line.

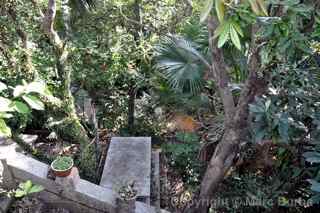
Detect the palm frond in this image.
<box><xmin>71</xmin><ymin>0</ymin><xmax>95</xmax><ymax>12</ymax></box>
<box><xmin>154</xmin><ymin>35</ymin><xmax>208</xmax><ymax>95</ymax></box>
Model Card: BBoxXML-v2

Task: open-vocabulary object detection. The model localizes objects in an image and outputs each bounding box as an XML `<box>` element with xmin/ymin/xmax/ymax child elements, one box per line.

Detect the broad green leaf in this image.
<box><xmin>265</xmin><ymin>99</ymin><xmax>271</xmax><ymax>110</ymax></box>
<box><xmin>200</xmin><ymin>0</ymin><xmax>213</xmax><ymax>23</ymax></box>
<box><xmin>0</xmin><ymin>119</ymin><xmax>11</xmax><ymax>137</ymax></box>
<box><xmin>217</xmin><ymin>22</ymin><xmax>230</xmax><ymax>48</ymax></box>
<box><xmin>230</xmin><ymin>25</ymin><xmax>241</xmax><ymax>50</ymax></box>
<box><xmin>14</xmin><ymin>189</ymin><xmax>26</xmax><ymax>198</ymax></box>
<box><xmin>26</xmin><ymin>82</ymin><xmax>46</xmax><ymax>95</ymax></box>
<box><xmin>0</xmin><ymin>82</ymin><xmax>7</xmax><ymax>92</ymax></box>
<box><xmin>13</xmin><ymin>85</ymin><xmax>26</xmax><ymax>97</ymax></box>
<box><xmin>29</xmin><ymin>185</ymin><xmax>44</xmax><ymax>194</ymax></box>
<box><xmin>308</xmin><ymin>179</ymin><xmax>320</xmax><ymax>193</ymax></box>
<box><xmin>44</xmin><ymin>87</ymin><xmax>53</xmax><ymax>96</ymax></box>
<box><xmin>0</xmin><ymin>112</ymin><xmax>13</xmax><ymax>119</ymax></box>
<box><xmin>22</xmin><ymin>95</ymin><xmax>44</xmax><ymax>110</ymax></box>
<box><xmin>231</xmin><ymin>22</ymin><xmax>244</xmax><ymax>37</ymax></box>
<box><xmin>303</xmin><ymin>152</ymin><xmax>320</xmax><ymax>163</ymax></box>
<box><xmin>0</xmin><ymin>97</ymin><xmax>13</xmax><ymax>112</ymax></box>
<box><xmin>278</xmin><ymin>113</ymin><xmax>289</xmax><ymax>143</ymax></box>
<box><xmin>255</xmin><ymin>128</ymin><xmax>266</xmax><ymax>142</ymax></box>
<box><xmin>310</xmin><ymin>194</ymin><xmax>320</xmax><ymax>204</ymax></box>
<box><xmin>22</xmin><ymin>180</ymin><xmax>33</xmax><ymax>192</ymax></box>
<box><xmin>249</xmin><ymin>103</ymin><xmax>265</xmax><ymax>113</ymax></box>
<box><xmin>215</xmin><ymin>0</ymin><xmax>225</xmax><ymax>23</ymax></box>
<box><xmin>214</xmin><ymin>21</ymin><xmax>228</xmax><ymax>39</ymax></box>
<box><xmin>11</xmin><ymin>101</ymin><xmax>30</xmax><ymax>114</ymax></box>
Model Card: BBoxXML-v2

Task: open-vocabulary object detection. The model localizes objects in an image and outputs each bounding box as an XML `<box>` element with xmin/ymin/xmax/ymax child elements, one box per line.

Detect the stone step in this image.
<box><xmin>100</xmin><ymin>137</ymin><xmax>151</xmax><ymax>202</ymax></box>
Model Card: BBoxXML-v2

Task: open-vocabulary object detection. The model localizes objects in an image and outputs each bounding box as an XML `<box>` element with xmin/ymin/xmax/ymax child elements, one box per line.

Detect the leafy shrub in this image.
<box><xmin>0</xmin><ymin>81</ymin><xmax>55</xmax><ymax>137</ymax></box>
<box><xmin>14</xmin><ymin>180</ymin><xmax>44</xmax><ymax>198</ymax></box>
<box><xmin>249</xmin><ymin>64</ymin><xmax>320</xmax><ymax>204</ymax></box>
<box><xmin>163</xmin><ymin>132</ymin><xmax>203</xmax><ymax>188</ymax></box>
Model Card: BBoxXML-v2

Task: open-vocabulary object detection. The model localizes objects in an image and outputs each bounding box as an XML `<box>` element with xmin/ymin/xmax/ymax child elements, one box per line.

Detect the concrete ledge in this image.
<box><xmin>0</xmin><ymin>138</ymin><xmax>170</xmax><ymax>213</ymax></box>
<box><xmin>75</xmin><ymin>179</ymin><xmax>117</xmax><ymax>212</ymax></box>
<box><xmin>0</xmin><ymin>142</ymin><xmax>117</xmax><ymax>213</ymax></box>
<box><xmin>136</xmin><ymin>201</ymin><xmax>170</xmax><ymax>213</ymax></box>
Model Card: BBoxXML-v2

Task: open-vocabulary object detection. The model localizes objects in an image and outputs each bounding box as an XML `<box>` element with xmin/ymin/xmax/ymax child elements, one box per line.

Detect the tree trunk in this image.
<box><xmin>128</xmin><ymin>87</ymin><xmax>136</xmax><ymax>133</ymax></box>
<box><xmin>43</xmin><ymin>0</ymin><xmax>97</xmax><ymax>180</ymax></box>
<box><xmin>186</xmin><ymin>17</ymin><xmax>269</xmax><ymax>213</ymax></box>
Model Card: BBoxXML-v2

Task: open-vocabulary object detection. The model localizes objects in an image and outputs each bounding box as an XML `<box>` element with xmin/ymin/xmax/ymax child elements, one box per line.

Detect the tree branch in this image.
<box><xmin>30</xmin><ymin>0</ymin><xmax>44</xmax><ymax>18</ymax></box>
<box><xmin>207</xmin><ymin>16</ymin><xmax>236</xmax><ymax>124</ymax></box>
<box><xmin>234</xmin><ymin>25</ymin><xmax>269</xmax><ymax>133</ymax></box>
<box><xmin>42</xmin><ymin>0</ymin><xmax>63</xmax><ymax>52</ymax></box>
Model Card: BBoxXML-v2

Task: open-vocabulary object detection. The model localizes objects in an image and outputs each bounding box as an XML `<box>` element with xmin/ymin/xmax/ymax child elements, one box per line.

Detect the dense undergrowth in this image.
<box><xmin>1</xmin><ymin>0</ymin><xmax>320</xmax><ymax>213</ymax></box>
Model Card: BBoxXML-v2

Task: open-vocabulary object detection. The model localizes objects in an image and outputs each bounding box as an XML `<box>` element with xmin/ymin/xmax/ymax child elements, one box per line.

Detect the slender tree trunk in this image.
<box><xmin>43</xmin><ymin>0</ymin><xmax>97</xmax><ymax>180</ymax></box>
<box><xmin>128</xmin><ymin>86</ymin><xmax>136</xmax><ymax>133</ymax></box>
<box><xmin>186</xmin><ymin>17</ymin><xmax>269</xmax><ymax>213</ymax></box>
<box><xmin>6</xmin><ymin>5</ymin><xmax>36</xmax><ymax>80</ymax></box>
<box><xmin>43</xmin><ymin>0</ymin><xmax>88</xmax><ymax>144</ymax></box>
<box><xmin>127</xmin><ymin>0</ymin><xmax>142</xmax><ymax>133</ymax></box>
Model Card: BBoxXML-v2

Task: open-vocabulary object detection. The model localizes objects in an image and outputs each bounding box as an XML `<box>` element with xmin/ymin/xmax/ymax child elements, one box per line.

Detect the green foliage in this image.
<box><xmin>154</xmin><ymin>35</ymin><xmax>206</xmax><ymax>94</ymax></box>
<box><xmin>0</xmin><ymin>81</ymin><xmax>54</xmax><ymax>137</ymax></box>
<box><xmin>249</xmin><ymin>63</ymin><xmax>320</xmax><ymax>144</ymax></box>
<box><xmin>304</xmin><ymin>127</ymin><xmax>320</xmax><ymax>203</ymax></box>
<box><xmin>14</xmin><ymin>180</ymin><xmax>44</xmax><ymax>198</ymax></box>
<box><xmin>215</xmin><ymin>20</ymin><xmax>244</xmax><ymax>50</ymax></box>
<box><xmin>51</xmin><ymin>156</ymin><xmax>73</xmax><ymax>171</ymax></box>
<box><xmin>154</xmin><ymin>81</ymin><xmax>211</xmax><ymax>114</ymax></box>
<box><xmin>163</xmin><ymin>132</ymin><xmax>203</xmax><ymax>187</ymax></box>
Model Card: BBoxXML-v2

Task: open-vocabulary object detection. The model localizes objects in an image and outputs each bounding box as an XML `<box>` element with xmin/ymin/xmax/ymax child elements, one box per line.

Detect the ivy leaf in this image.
<box><xmin>0</xmin><ymin>119</ymin><xmax>11</xmax><ymax>137</ymax></box>
<box><xmin>200</xmin><ymin>0</ymin><xmax>213</xmax><ymax>23</ymax></box>
<box><xmin>215</xmin><ymin>0</ymin><xmax>225</xmax><ymax>23</ymax></box>
<box><xmin>11</xmin><ymin>101</ymin><xmax>30</xmax><ymax>114</ymax></box>
<box><xmin>230</xmin><ymin>24</ymin><xmax>241</xmax><ymax>50</ymax></box>
<box><xmin>13</xmin><ymin>85</ymin><xmax>26</xmax><ymax>97</ymax></box>
<box><xmin>22</xmin><ymin>95</ymin><xmax>44</xmax><ymax>110</ymax></box>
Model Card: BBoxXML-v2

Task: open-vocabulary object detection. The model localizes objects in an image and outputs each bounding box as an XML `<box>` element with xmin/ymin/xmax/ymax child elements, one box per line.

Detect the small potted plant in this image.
<box><xmin>116</xmin><ymin>181</ymin><xmax>138</xmax><ymax>213</ymax></box>
<box><xmin>50</xmin><ymin>156</ymin><xmax>74</xmax><ymax>177</ymax></box>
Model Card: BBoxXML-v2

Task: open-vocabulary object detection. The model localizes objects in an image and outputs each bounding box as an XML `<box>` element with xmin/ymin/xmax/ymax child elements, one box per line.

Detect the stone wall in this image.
<box><xmin>0</xmin><ymin>141</ymin><xmax>117</xmax><ymax>213</ymax></box>
<box><xmin>0</xmin><ymin>139</ymin><xmax>169</xmax><ymax>213</ymax></box>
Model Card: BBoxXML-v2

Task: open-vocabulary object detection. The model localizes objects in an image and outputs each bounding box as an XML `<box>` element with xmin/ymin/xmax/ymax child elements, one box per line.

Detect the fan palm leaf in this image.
<box><xmin>71</xmin><ymin>0</ymin><xmax>95</xmax><ymax>12</ymax></box>
<box><xmin>154</xmin><ymin>35</ymin><xmax>209</xmax><ymax>94</ymax></box>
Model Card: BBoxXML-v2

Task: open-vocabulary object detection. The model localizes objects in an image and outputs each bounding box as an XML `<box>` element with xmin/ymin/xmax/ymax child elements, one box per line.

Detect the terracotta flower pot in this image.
<box><xmin>50</xmin><ymin>158</ymin><xmax>74</xmax><ymax>177</ymax></box>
